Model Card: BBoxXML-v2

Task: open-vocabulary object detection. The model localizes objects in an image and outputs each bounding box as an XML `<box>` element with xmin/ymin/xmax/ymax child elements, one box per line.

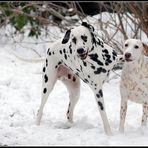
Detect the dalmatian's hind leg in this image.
<box><xmin>36</xmin><ymin>58</ymin><xmax>58</xmax><ymax>125</ymax></box>
<box><xmin>61</xmin><ymin>72</ymin><xmax>80</xmax><ymax>124</ymax></box>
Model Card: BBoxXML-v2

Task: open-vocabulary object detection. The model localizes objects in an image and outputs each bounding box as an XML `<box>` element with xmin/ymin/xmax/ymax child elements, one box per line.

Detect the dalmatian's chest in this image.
<box><xmin>60</xmin><ymin>51</ymin><xmax>115</xmax><ymax>88</ymax></box>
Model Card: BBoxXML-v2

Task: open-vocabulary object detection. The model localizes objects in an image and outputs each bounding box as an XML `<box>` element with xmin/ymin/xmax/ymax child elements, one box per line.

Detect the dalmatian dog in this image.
<box><xmin>36</xmin><ymin>22</ymin><xmax>120</xmax><ymax>135</ymax></box>
<box><xmin>119</xmin><ymin>39</ymin><xmax>148</xmax><ymax>133</ymax></box>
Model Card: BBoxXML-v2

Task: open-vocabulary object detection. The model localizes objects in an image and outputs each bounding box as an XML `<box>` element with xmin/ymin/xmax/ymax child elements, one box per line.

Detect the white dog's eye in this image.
<box><xmin>134</xmin><ymin>45</ymin><xmax>139</xmax><ymax>49</ymax></box>
<box><xmin>125</xmin><ymin>43</ymin><xmax>128</xmax><ymax>47</ymax></box>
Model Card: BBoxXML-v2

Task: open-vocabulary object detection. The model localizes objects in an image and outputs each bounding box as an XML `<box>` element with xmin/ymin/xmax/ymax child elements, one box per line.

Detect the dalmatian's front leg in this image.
<box><xmin>94</xmin><ymin>87</ymin><xmax>112</xmax><ymax>136</ymax></box>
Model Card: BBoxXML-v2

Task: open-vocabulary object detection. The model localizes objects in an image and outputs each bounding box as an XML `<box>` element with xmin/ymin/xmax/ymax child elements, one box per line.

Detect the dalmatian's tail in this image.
<box><xmin>11</xmin><ymin>50</ymin><xmax>45</xmax><ymax>63</ymax></box>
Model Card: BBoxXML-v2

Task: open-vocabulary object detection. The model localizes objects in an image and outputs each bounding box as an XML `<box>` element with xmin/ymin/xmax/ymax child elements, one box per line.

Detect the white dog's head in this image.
<box><xmin>123</xmin><ymin>39</ymin><xmax>148</xmax><ymax>62</ymax></box>
<box><xmin>62</xmin><ymin>22</ymin><xmax>95</xmax><ymax>60</ymax></box>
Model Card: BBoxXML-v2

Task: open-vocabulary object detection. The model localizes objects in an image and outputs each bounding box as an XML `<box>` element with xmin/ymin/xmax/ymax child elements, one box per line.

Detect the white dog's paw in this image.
<box><xmin>54</xmin><ymin>121</ymin><xmax>73</xmax><ymax>129</ymax></box>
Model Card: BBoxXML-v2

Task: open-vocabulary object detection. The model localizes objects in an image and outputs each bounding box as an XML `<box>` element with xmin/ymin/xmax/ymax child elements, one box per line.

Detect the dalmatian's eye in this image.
<box><xmin>134</xmin><ymin>45</ymin><xmax>139</xmax><ymax>49</ymax></box>
<box><xmin>125</xmin><ymin>44</ymin><xmax>128</xmax><ymax>47</ymax></box>
<box><xmin>72</xmin><ymin>37</ymin><xmax>77</xmax><ymax>44</ymax></box>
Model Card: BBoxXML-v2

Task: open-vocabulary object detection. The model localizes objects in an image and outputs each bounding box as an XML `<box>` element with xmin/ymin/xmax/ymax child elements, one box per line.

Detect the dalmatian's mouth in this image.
<box><xmin>78</xmin><ymin>51</ymin><xmax>88</xmax><ymax>60</ymax></box>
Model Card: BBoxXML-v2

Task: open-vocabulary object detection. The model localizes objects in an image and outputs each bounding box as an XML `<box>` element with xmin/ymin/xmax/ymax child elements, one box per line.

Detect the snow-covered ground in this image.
<box><xmin>0</xmin><ymin>13</ymin><xmax>148</xmax><ymax>146</ymax></box>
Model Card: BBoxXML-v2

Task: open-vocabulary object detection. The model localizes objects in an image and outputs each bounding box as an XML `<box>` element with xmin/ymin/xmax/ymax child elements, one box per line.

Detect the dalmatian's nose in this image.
<box><xmin>77</xmin><ymin>48</ymin><xmax>85</xmax><ymax>54</ymax></box>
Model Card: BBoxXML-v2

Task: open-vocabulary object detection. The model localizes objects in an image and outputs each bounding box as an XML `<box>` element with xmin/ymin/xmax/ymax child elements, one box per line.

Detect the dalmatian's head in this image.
<box><xmin>62</xmin><ymin>22</ymin><xmax>95</xmax><ymax>60</ymax></box>
<box><xmin>123</xmin><ymin>39</ymin><xmax>148</xmax><ymax>62</ymax></box>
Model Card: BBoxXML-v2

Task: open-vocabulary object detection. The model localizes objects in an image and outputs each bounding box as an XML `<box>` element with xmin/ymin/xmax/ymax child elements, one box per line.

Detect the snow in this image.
<box><xmin>0</xmin><ymin>13</ymin><xmax>148</xmax><ymax>146</ymax></box>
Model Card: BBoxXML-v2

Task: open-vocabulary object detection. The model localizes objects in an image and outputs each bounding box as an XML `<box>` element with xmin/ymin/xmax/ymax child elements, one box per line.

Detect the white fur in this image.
<box><xmin>119</xmin><ymin>39</ymin><xmax>148</xmax><ymax>132</ymax></box>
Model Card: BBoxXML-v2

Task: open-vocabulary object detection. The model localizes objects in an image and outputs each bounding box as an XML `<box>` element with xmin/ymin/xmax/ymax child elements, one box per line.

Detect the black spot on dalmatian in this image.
<box><xmin>69</xmin><ymin>44</ymin><xmax>72</xmax><ymax>54</ymax></box>
<box><xmin>90</xmin><ymin>46</ymin><xmax>94</xmax><ymax>52</ymax></box>
<box><xmin>59</xmin><ymin>50</ymin><xmax>62</xmax><ymax>54</ymax></box>
<box><xmin>64</xmin><ymin>54</ymin><xmax>67</xmax><ymax>60</ymax></box>
<box><xmin>96</xmin><ymin>89</ymin><xmax>103</xmax><ymax>98</ymax></box>
<box><xmin>76</xmin><ymin>69</ymin><xmax>80</xmax><ymax>72</ymax></box>
<box><xmin>81</xmin><ymin>35</ymin><xmax>87</xmax><ymax>42</ymax></box>
<box><xmin>58</xmin><ymin>61</ymin><xmax>62</xmax><ymax>65</ymax></box>
<box><xmin>44</xmin><ymin>74</ymin><xmax>48</xmax><ymax>83</ymax></box>
<box><xmin>68</xmin><ymin>74</ymin><xmax>71</xmax><ymax>79</ymax></box>
<box><xmin>63</xmin><ymin>48</ymin><xmax>66</xmax><ymax>54</ymax></box>
<box><xmin>94</xmin><ymin>67</ymin><xmax>107</xmax><ymax>74</ymax></box>
<box><xmin>83</xmin><ymin>61</ymin><xmax>87</xmax><ymax>67</ymax></box>
<box><xmin>98</xmin><ymin>101</ymin><xmax>104</xmax><ymax>110</ymax></box>
<box><xmin>83</xmin><ymin>78</ymin><xmax>89</xmax><ymax>83</ymax></box>
<box><xmin>48</xmin><ymin>52</ymin><xmax>51</xmax><ymax>56</ymax></box>
<box><xmin>47</xmin><ymin>48</ymin><xmax>50</xmax><ymax>54</ymax></box>
<box><xmin>80</xmin><ymin>65</ymin><xmax>83</xmax><ymax>72</ymax></box>
<box><xmin>88</xmin><ymin>75</ymin><xmax>90</xmax><ymax>78</ymax></box>
<box><xmin>46</xmin><ymin>59</ymin><xmax>48</xmax><ymax>67</ymax></box>
<box><xmin>89</xmin><ymin>54</ymin><xmax>104</xmax><ymax>66</ymax></box>
<box><xmin>43</xmin><ymin>67</ymin><xmax>46</xmax><ymax>72</ymax></box>
<box><xmin>91</xmin><ymin>65</ymin><xmax>95</xmax><ymax>70</ymax></box>
<box><xmin>55</xmin><ymin>65</ymin><xmax>58</xmax><ymax>69</ymax></box>
<box><xmin>112</xmin><ymin>50</ymin><xmax>117</xmax><ymax>60</ymax></box>
<box><xmin>73</xmin><ymin>77</ymin><xmax>76</xmax><ymax>82</ymax></box>
<box><xmin>72</xmin><ymin>37</ymin><xmax>77</xmax><ymax>44</ymax></box>
<box><xmin>52</xmin><ymin>52</ymin><xmax>54</xmax><ymax>55</ymax></box>
<box><xmin>102</xmin><ymin>49</ymin><xmax>109</xmax><ymax>54</ymax></box>
<box><xmin>43</xmin><ymin>88</ymin><xmax>47</xmax><ymax>94</ymax></box>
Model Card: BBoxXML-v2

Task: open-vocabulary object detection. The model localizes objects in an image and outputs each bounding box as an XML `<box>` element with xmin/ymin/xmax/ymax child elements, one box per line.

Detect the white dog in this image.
<box><xmin>119</xmin><ymin>39</ymin><xmax>148</xmax><ymax>132</ymax></box>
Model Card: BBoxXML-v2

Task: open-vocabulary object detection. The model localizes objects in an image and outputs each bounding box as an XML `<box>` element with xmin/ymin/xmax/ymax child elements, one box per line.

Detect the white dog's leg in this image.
<box><xmin>119</xmin><ymin>100</ymin><xmax>127</xmax><ymax>133</ymax></box>
<box><xmin>36</xmin><ymin>58</ymin><xmax>57</xmax><ymax>125</ymax></box>
<box><xmin>62</xmin><ymin>75</ymin><xmax>80</xmax><ymax>124</ymax></box>
<box><xmin>94</xmin><ymin>88</ymin><xmax>112</xmax><ymax>136</ymax></box>
<box><xmin>141</xmin><ymin>102</ymin><xmax>148</xmax><ymax>126</ymax></box>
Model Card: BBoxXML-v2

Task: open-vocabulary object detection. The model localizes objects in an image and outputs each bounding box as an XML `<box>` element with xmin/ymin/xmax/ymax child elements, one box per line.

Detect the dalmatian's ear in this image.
<box><xmin>143</xmin><ymin>43</ymin><xmax>148</xmax><ymax>56</ymax></box>
<box><xmin>81</xmin><ymin>22</ymin><xmax>95</xmax><ymax>33</ymax></box>
<box><xmin>62</xmin><ymin>29</ymin><xmax>71</xmax><ymax>44</ymax></box>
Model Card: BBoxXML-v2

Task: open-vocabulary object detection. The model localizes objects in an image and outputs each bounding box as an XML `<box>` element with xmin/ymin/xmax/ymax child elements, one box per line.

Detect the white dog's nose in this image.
<box><xmin>125</xmin><ymin>52</ymin><xmax>131</xmax><ymax>59</ymax></box>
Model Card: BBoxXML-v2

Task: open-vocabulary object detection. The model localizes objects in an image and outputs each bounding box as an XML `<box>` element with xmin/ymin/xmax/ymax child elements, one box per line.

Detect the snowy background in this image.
<box><xmin>0</xmin><ymin>13</ymin><xmax>148</xmax><ymax>146</ymax></box>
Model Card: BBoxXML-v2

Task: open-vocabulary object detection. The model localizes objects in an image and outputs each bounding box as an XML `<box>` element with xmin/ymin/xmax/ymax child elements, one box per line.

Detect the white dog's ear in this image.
<box><xmin>62</xmin><ymin>29</ymin><xmax>71</xmax><ymax>44</ymax></box>
<box><xmin>143</xmin><ymin>43</ymin><xmax>148</xmax><ymax>56</ymax></box>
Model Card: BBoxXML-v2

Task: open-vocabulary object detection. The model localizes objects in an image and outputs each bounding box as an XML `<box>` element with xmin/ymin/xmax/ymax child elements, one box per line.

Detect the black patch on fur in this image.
<box><xmin>73</xmin><ymin>77</ymin><xmax>76</xmax><ymax>82</ymax></box>
<box><xmin>91</xmin><ymin>65</ymin><xmax>95</xmax><ymax>69</ymax></box>
<box><xmin>98</xmin><ymin>101</ymin><xmax>104</xmax><ymax>110</ymax></box>
<box><xmin>96</xmin><ymin>89</ymin><xmax>103</xmax><ymax>98</ymax></box>
<box><xmin>102</xmin><ymin>49</ymin><xmax>109</xmax><ymax>54</ymax></box>
<box><xmin>62</xmin><ymin>29</ymin><xmax>71</xmax><ymax>44</ymax></box>
<box><xmin>81</xmin><ymin>35</ymin><xmax>87</xmax><ymax>42</ymax></box>
<box><xmin>83</xmin><ymin>61</ymin><xmax>87</xmax><ymax>67</ymax></box>
<box><xmin>59</xmin><ymin>50</ymin><xmax>62</xmax><ymax>54</ymax></box>
<box><xmin>94</xmin><ymin>67</ymin><xmax>107</xmax><ymax>74</ymax></box>
<box><xmin>43</xmin><ymin>88</ymin><xmax>47</xmax><ymax>94</ymax></box>
<box><xmin>69</xmin><ymin>44</ymin><xmax>72</xmax><ymax>54</ymax></box>
<box><xmin>46</xmin><ymin>59</ymin><xmax>48</xmax><ymax>67</ymax></box>
<box><xmin>80</xmin><ymin>65</ymin><xmax>83</xmax><ymax>72</ymax></box>
<box><xmin>112</xmin><ymin>50</ymin><xmax>117</xmax><ymax>60</ymax></box>
<box><xmin>89</xmin><ymin>54</ymin><xmax>104</xmax><ymax>66</ymax></box>
<box><xmin>72</xmin><ymin>37</ymin><xmax>77</xmax><ymax>44</ymax></box>
<box><xmin>68</xmin><ymin>74</ymin><xmax>71</xmax><ymax>79</ymax></box>
<box><xmin>64</xmin><ymin>54</ymin><xmax>67</xmax><ymax>60</ymax></box>
<box><xmin>44</xmin><ymin>74</ymin><xmax>48</xmax><ymax>83</ymax></box>
<box><xmin>83</xmin><ymin>78</ymin><xmax>89</xmax><ymax>83</ymax></box>
<box><xmin>43</xmin><ymin>67</ymin><xmax>46</xmax><ymax>72</ymax></box>
<box><xmin>88</xmin><ymin>75</ymin><xmax>90</xmax><ymax>78</ymax></box>
<box><xmin>63</xmin><ymin>48</ymin><xmax>66</xmax><ymax>53</ymax></box>
<box><xmin>47</xmin><ymin>48</ymin><xmax>50</xmax><ymax>54</ymax></box>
